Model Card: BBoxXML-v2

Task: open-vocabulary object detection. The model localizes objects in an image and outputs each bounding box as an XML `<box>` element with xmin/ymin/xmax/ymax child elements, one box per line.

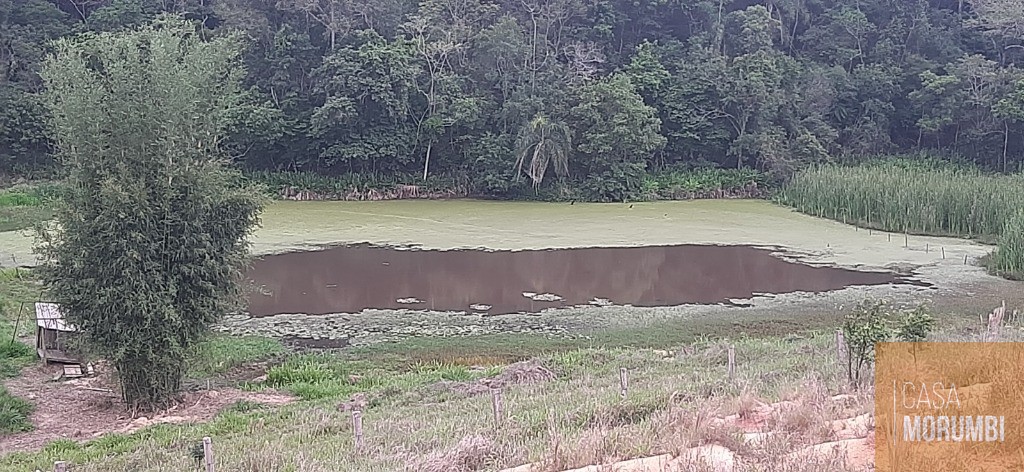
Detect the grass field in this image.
<box><xmin>0</xmin><ymin>185</ymin><xmax>58</xmax><ymax>233</ymax></box>
<box><xmin>0</xmin><ymin>314</ymin><xmax>1009</xmax><ymax>472</ymax></box>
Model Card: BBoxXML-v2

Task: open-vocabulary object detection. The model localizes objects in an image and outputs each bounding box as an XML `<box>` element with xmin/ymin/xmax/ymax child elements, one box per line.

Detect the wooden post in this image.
<box><xmin>53</xmin><ymin>462</ymin><xmax>67</xmax><ymax>472</ymax></box>
<box><xmin>835</xmin><ymin>330</ymin><xmax>846</xmax><ymax>365</ymax></box>
<box><xmin>491</xmin><ymin>388</ymin><xmax>504</xmax><ymax>426</ymax></box>
<box><xmin>964</xmin><ymin>254</ymin><xmax>969</xmax><ymax>265</ymax></box>
<box><xmin>727</xmin><ymin>346</ymin><xmax>736</xmax><ymax>381</ymax></box>
<box><xmin>619</xmin><ymin>368</ymin><xmax>628</xmax><ymax>398</ymax></box>
<box><xmin>926</xmin><ymin>243</ymin><xmax>929</xmax><ymax>253</ymax></box>
<box><xmin>904</xmin><ymin>234</ymin><xmax>908</xmax><ymax>248</ymax></box>
<box><xmin>887</xmin><ymin>233</ymin><xmax>891</xmax><ymax>242</ymax></box>
<box><xmin>352</xmin><ymin>409</ymin><xmax>365</xmax><ymax>452</ymax></box>
<box><xmin>202</xmin><ymin>437</ymin><xmax>215</xmax><ymax>472</ymax></box>
<box><xmin>942</xmin><ymin>247</ymin><xmax>945</xmax><ymax>259</ymax></box>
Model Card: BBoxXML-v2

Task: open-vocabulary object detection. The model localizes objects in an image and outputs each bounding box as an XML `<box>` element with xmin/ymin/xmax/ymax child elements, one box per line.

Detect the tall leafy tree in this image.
<box><xmin>310</xmin><ymin>30</ymin><xmax>419</xmax><ymax>173</ymax></box>
<box><xmin>37</xmin><ymin>17</ymin><xmax>265</xmax><ymax>410</ymax></box>
<box><xmin>570</xmin><ymin>73</ymin><xmax>665</xmax><ymax>201</ymax></box>
<box><xmin>513</xmin><ymin>113</ymin><xmax>571</xmax><ymax>187</ymax></box>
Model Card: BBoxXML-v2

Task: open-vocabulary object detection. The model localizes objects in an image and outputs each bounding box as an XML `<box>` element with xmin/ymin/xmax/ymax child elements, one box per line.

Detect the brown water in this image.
<box><xmin>245</xmin><ymin>244</ymin><xmax>920</xmax><ymax>316</ymax></box>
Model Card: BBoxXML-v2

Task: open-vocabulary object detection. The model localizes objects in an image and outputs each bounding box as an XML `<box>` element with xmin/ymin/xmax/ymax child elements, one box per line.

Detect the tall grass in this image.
<box><xmin>778</xmin><ymin>162</ymin><xmax>1024</xmax><ymax>238</ymax></box>
<box><xmin>992</xmin><ymin>211</ymin><xmax>1024</xmax><ymax>280</ymax></box>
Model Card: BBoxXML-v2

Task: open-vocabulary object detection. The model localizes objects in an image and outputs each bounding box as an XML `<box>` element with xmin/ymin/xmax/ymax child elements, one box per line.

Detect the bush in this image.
<box><xmin>894</xmin><ymin>305</ymin><xmax>936</xmax><ymax>342</ymax></box>
<box><xmin>843</xmin><ymin>299</ymin><xmax>934</xmax><ymax>385</ymax></box>
<box><xmin>38</xmin><ymin>20</ymin><xmax>265</xmax><ymax>410</ymax></box>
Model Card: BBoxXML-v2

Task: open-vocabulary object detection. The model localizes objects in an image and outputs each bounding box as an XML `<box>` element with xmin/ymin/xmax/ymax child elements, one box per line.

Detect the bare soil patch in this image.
<box><xmin>0</xmin><ymin>363</ymin><xmax>294</xmax><ymax>454</ymax></box>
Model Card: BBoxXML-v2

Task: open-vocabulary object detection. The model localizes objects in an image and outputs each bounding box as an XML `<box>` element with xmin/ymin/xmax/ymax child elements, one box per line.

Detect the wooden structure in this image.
<box><xmin>34</xmin><ymin>302</ymin><xmax>79</xmax><ymax>364</ymax></box>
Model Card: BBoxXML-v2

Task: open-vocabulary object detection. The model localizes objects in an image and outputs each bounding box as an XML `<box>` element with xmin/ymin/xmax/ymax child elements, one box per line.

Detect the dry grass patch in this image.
<box><xmin>413</xmin><ymin>435</ymin><xmax>496</xmax><ymax>472</ymax></box>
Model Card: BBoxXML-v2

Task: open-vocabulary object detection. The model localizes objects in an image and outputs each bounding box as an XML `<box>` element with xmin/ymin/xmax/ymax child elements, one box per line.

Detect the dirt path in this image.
<box><xmin>0</xmin><ymin>364</ymin><xmax>293</xmax><ymax>454</ymax></box>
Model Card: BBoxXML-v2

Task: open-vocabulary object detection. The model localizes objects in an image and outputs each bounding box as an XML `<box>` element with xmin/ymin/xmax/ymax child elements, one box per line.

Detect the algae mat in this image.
<box><xmin>0</xmin><ymin>199</ymin><xmax>993</xmax><ymax>271</ymax></box>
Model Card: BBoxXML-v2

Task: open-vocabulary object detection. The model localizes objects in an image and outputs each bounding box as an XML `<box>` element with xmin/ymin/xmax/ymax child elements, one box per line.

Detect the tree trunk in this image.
<box><xmin>423</xmin><ymin>141</ymin><xmax>433</xmax><ymax>180</ymax></box>
<box><xmin>1003</xmin><ymin>121</ymin><xmax>1010</xmax><ymax>173</ymax></box>
<box><xmin>329</xmin><ymin>6</ymin><xmax>337</xmax><ymax>50</ymax></box>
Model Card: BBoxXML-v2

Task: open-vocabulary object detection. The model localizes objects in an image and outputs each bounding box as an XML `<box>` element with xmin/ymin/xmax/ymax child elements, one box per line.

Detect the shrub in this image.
<box><xmin>843</xmin><ymin>299</ymin><xmax>934</xmax><ymax>386</ymax></box>
<box><xmin>38</xmin><ymin>20</ymin><xmax>265</xmax><ymax>410</ymax></box>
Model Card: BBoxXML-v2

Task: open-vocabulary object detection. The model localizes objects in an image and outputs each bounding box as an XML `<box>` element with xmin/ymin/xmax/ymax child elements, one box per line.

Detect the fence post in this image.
<box><xmin>727</xmin><ymin>346</ymin><xmax>736</xmax><ymax>382</ymax></box>
<box><xmin>491</xmin><ymin>388</ymin><xmax>505</xmax><ymax>427</ymax></box>
<box><xmin>835</xmin><ymin>330</ymin><xmax>846</xmax><ymax>366</ymax></box>
<box><xmin>619</xmin><ymin>368</ymin><xmax>629</xmax><ymax>398</ymax></box>
<box><xmin>53</xmin><ymin>462</ymin><xmax>67</xmax><ymax>472</ymax></box>
<box><xmin>202</xmin><ymin>437</ymin><xmax>215</xmax><ymax>472</ymax></box>
<box><xmin>352</xmin><ymin>409</ymin><xmax>365</xmax><ymax>452</ymax></box>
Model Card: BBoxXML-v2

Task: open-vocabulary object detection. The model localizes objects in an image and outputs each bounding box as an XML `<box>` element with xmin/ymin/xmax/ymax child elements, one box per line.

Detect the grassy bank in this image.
<box><xmin>245</xmin><ymin>167</ymin><xmax>771</xmax><ymax>203</ymax></box>
<box><xmin>778</xmin><ymin>160</ymin><xmax>1024</xmax><ymax>278</ymax></box>
<box><xmin>0</xmin><ymin>330</ymin><xmax>849</xmax><ymax>471</ymax></box>
<box><xmin>0</xmin><ymin>270</ymin><xmax>43</xmax><ymax>433</ymax></box>
<box><xmin>0</xmin><ymin>184</ymin><xmax>61</xmax><ymax>233</ymax></box>
<box><xmin>1</xmin><ymin>315</ymin><xmax>1010</xmax><ymax>472</ymax></box>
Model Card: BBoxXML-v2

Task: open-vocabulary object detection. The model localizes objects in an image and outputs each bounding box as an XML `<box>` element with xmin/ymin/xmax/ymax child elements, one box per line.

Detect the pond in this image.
<box><xmin>246</xmin><ymin>244</ymin><xmax>921</xmax><ymax>316</ymax></box>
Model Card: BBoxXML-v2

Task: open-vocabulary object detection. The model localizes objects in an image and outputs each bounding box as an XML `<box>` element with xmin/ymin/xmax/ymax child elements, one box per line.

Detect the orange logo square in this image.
<box><xmin>875</xmin><ymin>342</ymin><xmax>1024</xmax><ymax>471</ymax></box>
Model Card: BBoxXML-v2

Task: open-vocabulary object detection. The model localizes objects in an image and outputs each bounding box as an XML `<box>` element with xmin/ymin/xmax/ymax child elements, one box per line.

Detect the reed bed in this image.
<box><xmin>778</xmin><ymin>163</ymin><xmax>1024</xmax><ymax>238</ymax></box>
<box><xmin>993</xmin><ymin>211</ymin><xmax>1024</xmax><ymax>279</ymax></box>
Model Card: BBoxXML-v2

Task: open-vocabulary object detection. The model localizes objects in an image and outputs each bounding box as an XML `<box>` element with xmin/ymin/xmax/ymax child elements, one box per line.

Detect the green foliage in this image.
<box><xmin>188</xmin><ymin>336</ymin><xmax>285</xmax><ymax>378</ymax></box>
<box><xmin>0</xmin><ymin>274</ymin><xmax>36</xmax><ymax>434</ymax></box>
<box><xmin>37</xmin><ymin>18</ymin><xmax>266</xmax><ymax>410</ymax></box>
<box><xmin>842</xmin><ymin>300</ymin><xmax>894</xmax><ymax>385</ymax></box>
<box><xmin>264</xmin><ymin>354</ymin><xmax>496</xmax><ymax>401</ymax></box>
<box><xmin>3</xmin><ymin>0</ymin><xmax>1024</xmax><ymax>197</ymax></box>
<box><xmin>513</xmin><ymin>114</ymin><xmax>572</xmax><ymax>188</ymax></box>
<box><xmin>993</xmin><ymin>211</ymin><xmax>1024</xmax><ymax>280</ymax></box>
<box><xmin>570</xmin><ymin>74</ymin><xmax>665</xmax><ymax>201</ymax></box>
<box><xmin>779</xmin><ymin>161</ymin><xmax>1024</xmax><ymax>238</ymax></box>
<box><xmin>646</xmin><ymin>167</ymin><xmax>768</xmax><ymax>199</ymax></box>
<box><xmin>245</xmin><ymin>171</ymin><xmax>467</xmax><ymax>198</ymax></box>
<box><xmin>895</xmin><ymin>306</ymin><xmax>936</xmax><ymax>343</ymax></box>
<box><xmin>842</xmin><ymin>300</ymin><xmax>934</xmax><ymax>385</ymax></box>
<box><xmin>0</xmin><ymin>389</ymin><xmax>33</xmax><ymax>434</ymax></box>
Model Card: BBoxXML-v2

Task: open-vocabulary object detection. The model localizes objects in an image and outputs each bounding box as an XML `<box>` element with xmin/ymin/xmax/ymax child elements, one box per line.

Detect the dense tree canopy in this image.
<box><xmin>3</xmin><ymin>0</ymin><xmax>1024</xmax><ymax>198</ymax></box>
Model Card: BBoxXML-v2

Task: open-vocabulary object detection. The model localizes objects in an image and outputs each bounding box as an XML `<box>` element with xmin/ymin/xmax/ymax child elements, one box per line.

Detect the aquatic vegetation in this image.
<box><xmin>779</xmin><ymin>162</ymin><xmax>1024</xmax><ymax>238</ymax></box>
<box><xmin>992</xmin><ymin>211</ymin><xmax>1024</xmax><ymax>280</ymax></box>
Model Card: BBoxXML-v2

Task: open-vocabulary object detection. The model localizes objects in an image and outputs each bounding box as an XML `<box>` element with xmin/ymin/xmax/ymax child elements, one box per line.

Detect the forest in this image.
<box><xmin>2</xmin><ymin>0</ymin><xmax>1024</xmax><ymax>201</ymax></box>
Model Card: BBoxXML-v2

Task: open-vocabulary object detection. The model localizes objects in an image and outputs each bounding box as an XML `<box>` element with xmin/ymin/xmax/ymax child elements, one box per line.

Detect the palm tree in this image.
<box><xmin>514</xmin><ymin>113</ymin><xmax>572</xmax><ymax>188</ymax></box>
